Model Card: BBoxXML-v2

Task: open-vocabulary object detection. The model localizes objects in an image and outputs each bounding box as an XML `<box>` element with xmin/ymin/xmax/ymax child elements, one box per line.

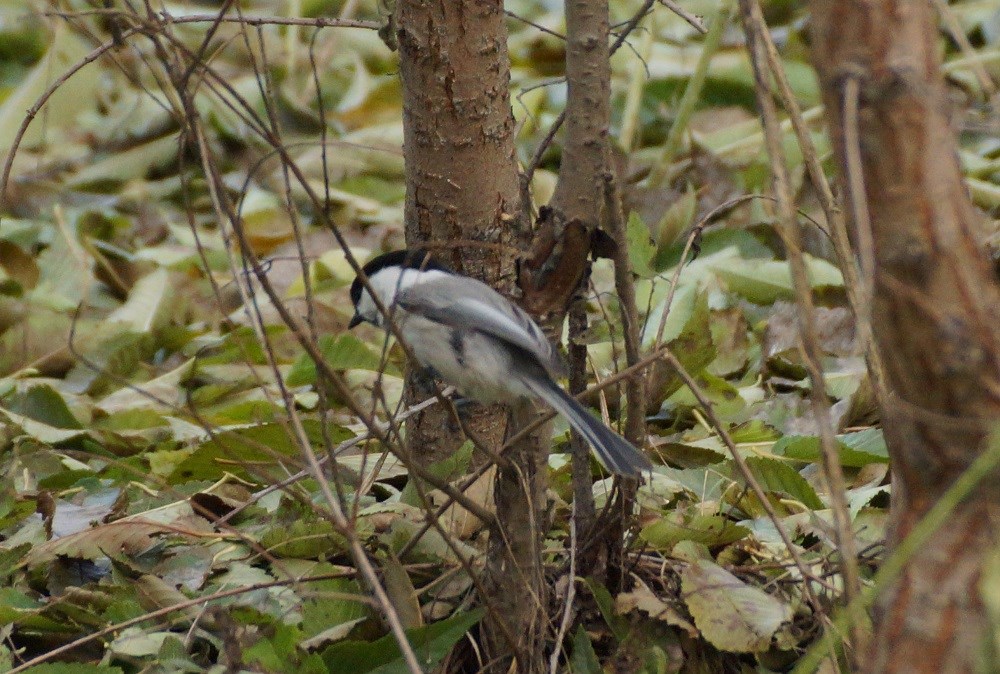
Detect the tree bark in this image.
<box><xmin>520</xmin><ymin>0</ymin><xmax>611</xmax><ymax>321</ymax></box>
<box><xmin>394</xmin><ymin>2</ymin><xmax>545</xmax><ymax>671</ymax></box>
<box><xmin>517</xmin><ymin>0</ymin><xmax>629</xmax><ymax>591</ymax></box>
<box><xmin>809</xmin><ymin>1</ymin><xmax>1000</xmax><ymax>671</ymax></box>
<box><xmin>395</xmin><ymin>0</ymin><xmax>527</xmax><ymax>465</ymax></box>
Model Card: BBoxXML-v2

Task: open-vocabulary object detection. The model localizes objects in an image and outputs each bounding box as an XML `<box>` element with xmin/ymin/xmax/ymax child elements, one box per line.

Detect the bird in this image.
<box><xmin>348</xmin><ymin>249</ymin><xmax>652</xmax><ymax>476</ymax></box>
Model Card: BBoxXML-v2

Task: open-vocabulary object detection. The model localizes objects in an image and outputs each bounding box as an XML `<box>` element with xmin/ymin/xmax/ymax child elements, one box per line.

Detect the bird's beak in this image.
<box><xmin>348</xmin><ymin>313</ymin><xmax>364</xmax><ymax>329</ymax></box>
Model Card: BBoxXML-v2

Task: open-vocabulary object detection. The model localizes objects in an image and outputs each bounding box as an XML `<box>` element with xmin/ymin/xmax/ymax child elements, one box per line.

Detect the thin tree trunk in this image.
<box><xmin>520</xmin><ymin>0</ymin><xmax>611</xmax><ymax>320</ymax></box>
<box><xmin>394</xmin><ymin>2</ymin><xmax>545</xmax><ymax>670</ymax></box>
<box><xmin>395</xmin><ymin>0</ymin><xmax>526</xmax><ymax>465</ymax></box>
<box><xmin>809</xmin><ymin>1</ymin><xmax>1000</xmax><ymax>671</ymax></box>
<box><xmin>518</xmin><ymin>0</ymin><xmax>629</xmax><ymax>590</ymax></box>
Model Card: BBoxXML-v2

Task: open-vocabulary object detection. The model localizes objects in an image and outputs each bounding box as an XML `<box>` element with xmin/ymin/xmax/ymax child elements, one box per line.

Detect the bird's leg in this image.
<box><xmin>411</xmin><ymin>366</ymin><xmax>440</xmax><ymax>396</ymax></box>
<box><xmin>446</xmin><ymin>397</ymin><xmax>478</xmax><ymax>432</ymax></box>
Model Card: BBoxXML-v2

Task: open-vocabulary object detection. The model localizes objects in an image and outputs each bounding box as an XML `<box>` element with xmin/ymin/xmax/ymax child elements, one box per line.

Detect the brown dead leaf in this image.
<box><xmin>615</xmin><ymin>577</ymin><xmax>698</xmax><ymax>636</ymax></box>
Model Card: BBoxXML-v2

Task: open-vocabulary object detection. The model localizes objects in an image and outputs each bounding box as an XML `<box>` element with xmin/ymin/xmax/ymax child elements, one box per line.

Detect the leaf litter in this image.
<box><xmin>0</xmin><ymin>0</ymin><xmax>995</xmax><ymax>670</ymax></box>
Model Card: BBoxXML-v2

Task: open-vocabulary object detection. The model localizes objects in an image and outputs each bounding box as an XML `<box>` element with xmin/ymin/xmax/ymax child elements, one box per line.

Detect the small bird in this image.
<box><xmin>349</xmin><ymin>249</ymin><xmax>652</xmax><ymax>476</ymax></box>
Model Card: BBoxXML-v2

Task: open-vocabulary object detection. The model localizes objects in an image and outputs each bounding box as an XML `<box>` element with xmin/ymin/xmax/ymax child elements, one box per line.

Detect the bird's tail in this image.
<box><xmin>525</xmin><ymin>377</ymin><xmax>652</xmax><ymax>477</ymax></box>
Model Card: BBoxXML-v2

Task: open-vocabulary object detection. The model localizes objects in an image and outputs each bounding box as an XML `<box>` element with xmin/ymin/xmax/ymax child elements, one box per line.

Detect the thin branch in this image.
<box><xmin>646</xmin><ymin>0</ymin><xmax>732</xmax><ymax>189</ymax></box>
<box><xmin>650</xmin><ymin>194</ymin><xmax>759</xmax><ymax>349</ymax></box>
<box><xmin>503</xmin><ymin>9</ymin><xmax>565</xmax><ymax>40</ymax></box>
<box><xmin>521</xmin><ymin>0</ymin><xmax>657</xmax><ymax>190</ymax></box>
<box><xmin>0</xmin><ymin>31</ymin><xmax>135</xmax><ymax>209</ymax></box>
<box><xmin>548</xmin><ymin>504</ymin><xmax>579</xmax><ymax>674</ymax></box>
<box><xmin>842</xmin><ymin>75</ymin><xmax>876</xmax><ymax>331</ymax></box>
<box><xmin>751</xmin><ymin>14</ymin><xmax>888</xmax><ymax>397</ymax></box>
<box><xmin>659</xmin><ymin>0</ymin><xmax>709</xmax><ymax>34</ymax></box>
<box><xmin>603</xmin><ymin>173</ymin><xmax>647</xmax><ymax>449</ymax></box>
<box><xmin>7</xmin><ymin>572</ymin><xmax>368</xmax><ymax>674</ymax></box>
<box><xmin>47</xmin><ymin>7</ymin><xmax>380</xmax><ymax>30</ymax></box>
<box><xmin>739</xmin><ymin>0</ymin><xmax>862</xmax><ymax>643</ymax></box>
<box><xmin>930</xmin><ymin>0</ymin><xmax>996</xmax><ymax>96</ymax></box>
<box><xmin>660</xmin><ymin>349</ymin><xmax>824</xmax><ymax>612</ymax></box>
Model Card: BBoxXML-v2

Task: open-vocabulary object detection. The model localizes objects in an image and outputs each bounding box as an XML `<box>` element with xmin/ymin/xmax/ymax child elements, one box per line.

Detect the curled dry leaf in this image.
<box><xmin>615</xmin><ymin>577</ymin><xmax>698</xmax><ymax>636</ymax></box>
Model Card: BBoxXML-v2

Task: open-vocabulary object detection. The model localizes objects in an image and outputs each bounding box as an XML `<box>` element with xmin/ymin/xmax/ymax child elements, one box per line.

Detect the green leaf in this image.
<box><xmin>300</xmin><ymin>573</ymin><xmax>371</xmax><ymax>644</ymax></box>
<box><xmin>655</xmin><ymin>228</ymin><xmax>774</xmax><ymax>274</ymax></box>
<box><xmin>244</xmin><ymin>622</ymin><xmax>303</xmax><ymax>671</ymax></box>
<box><xmin>570</xmin><ymin>625</ymin><xmax>602</xmax><ymax>674</ymax></box>
<box><xmin>168</xmin><ymin>420</ymin><xmax>352</xmax><ymax>483</ymax></box>
<box><xmin>641</xmin><ymin>513</ymin><xmax>750</xmax><ymax>551</ymax></box>
<box><xmin>0</xmin><ymin>587</ymin><xmax>75</xmax><ymax>632</ymax></box>
<box><xmin>742</xmin><ymin>456</ymin><xmax>825</xmax><ymax>510</ymax></box>
<box><xmin>68</xmin><ymin>134</ymin><xmax>180</xmax><ymax>191</ymax></box>
<box><xmin>645</xmin><ymin>290</ymin><xmax>716</xmax><ymax>404</ymax></box>
<box><xmin>110</xmin><ymin>628</ymin><xmax>174</xmax><ymax>657</ymax></box>
<box><xmin>259</xmin><ymin>518</ymin><xmax>350</xmax><ymax>559</ymax></box>
<box><xmin>105</xmin><ymin>268</ymin><xmax>174</xmax><ymax>333</ymax></box>
<box><xmin>640</xmin><ymin>281</ymin><xmax>696</xmax><ymax>349</ymax></box>
<box><xmin>322</xmin><ymin>608</ymin><xmax>484</xmax><ymax>674</ymax></box>
<box><xmin>711</xmin><ymin>254</ymin><xmax>843</xmax><ymax>304</ymax></box>
<box><xmin>63</xmin><ymin>330</ymin><xmax>155</xmax><ymax>396</ymax></box>
<box><xmin>3</xmin><ymin>384</ymin><xmax>82</xmax><ymax>429</ymax></box>
<box><xmin>655</xmin><ymin>441</ymin><xmax>726</xmax><ymax>468</ymax></box>
<box><xmin>97</xmin><ymin>358</ymin><xmax>194</xmax><ymax>413</ymax></box>
<box><xmin>668</xmin><ymin>370</ymin><xmax>744</xmax><ymax>419</ymax></box>
<box><xmin>584</xmin><ymin>578</ymin><xmax>630</xmax><ymax>642</ymax></box>
<box><xmin>653</xmin><ymin>183</ymin><xmax>697</xmax><ymax>265</ymax></box>
<box><xmin>0</xmin><ymin>408</ymin><xmax>88</xmax><ymax>443</ymax></box>
<box><xmin>627</xmin><ymin>211</ymin><xmax>656</xmax><ymax>278</ymax></box>
<box><xmin>379</xmin><ymin>550</ymin><xmax>422</xmax><ymax>629</ymax></box>
<box><xmin>385</xmin><ymin>518</ymin><xmax>480</xmax><ymax>564</ymax></box>
<box><xmin>287</xmin><ymin>333</ymin><xmax>392</xmax><ymax>386</ymax></box>
<box><xmin>0</xmin><ymin>25</ymin><xmax>100</xmax><ymax>150</ymax></box>
<box><xmin>773</xmin><ymin>428</ymin><xmax>888</xmax><ymax>467</ymax></box>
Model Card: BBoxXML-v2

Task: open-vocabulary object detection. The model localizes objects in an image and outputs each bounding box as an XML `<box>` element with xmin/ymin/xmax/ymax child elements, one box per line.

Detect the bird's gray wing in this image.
<box><xmin>396</xmin><ymin>276</ymin><xmax>564</xmax><ymax>376</ymax></box>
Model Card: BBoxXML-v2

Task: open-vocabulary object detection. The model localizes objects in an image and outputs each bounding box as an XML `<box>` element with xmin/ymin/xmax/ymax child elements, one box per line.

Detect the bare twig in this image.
<box><xmin>660</xmin><ymin>349</ymin><xmax>824</xmax><ymax>612</ymax></box>
<box><xmin>930</xmin><ymin>0</ymin><xmax>996</xmax><ymax>96</ymax></box>
<box><xmin>842</xmin><ymin>76</ymin><xmax>876</xmax><ymax>330</ymax></box>
<box><xmin>751</xmin><ymin>15</ymin><xmax>887</xmax><ymax>396</ymax></box>
<box><xmin>738</xmin><ymin>0</ymin><xmax>862</xmax><ymax>646</ymax></box>
<box><xmin>659</xmin><ymin>0</ymin><xmax>709</xmax><ymax>34</ymax></box>
<box><xmin>549</xmin><ymin>504</ymin><xmax>579</xmax><ymax>674</ymax></box>
<box><xmin>567</xmin><ymin>300</ymin><xmax>598</xmax><ymax>552</ymax></box>
<box><xmin>646</xmin><ymin>0</ymin><xmax>733</xmax><ymax>189</ymax></box>
<box><xmin>618</xmin><ymin>21</ymin><xmax>656</xmax><ymax>151</ymax></box>
<box><xmin>504</xmin><ymin>9</ymin><xmax>565</xmax><ymax>40</ymax></box>
<box><xmin>0</xmin><ymin>33</ymin><xmax>133</xmax><ymax>209</ymax></box>
<box><xmin>651</xmin><ymin>194</ymin><xmax>760</xmax><ymax>349</ymax></box>
<box><xmin>603</xmin><ymin>173</ymin><xmax>646</xmax><ymax>448</ymax></box>
<box><xmin>7</xmin><ymin>572</ymin><xmax>368</xmax><ymax>674</ymax></box>
<box><xmin>521</xmin><ymin>0</ymin><xmax>657</xmax><ymax>190</ymax></box>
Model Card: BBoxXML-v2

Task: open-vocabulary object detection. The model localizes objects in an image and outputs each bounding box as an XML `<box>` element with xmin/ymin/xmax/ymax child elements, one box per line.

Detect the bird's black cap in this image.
<box><xmin>349</xmin><ymin>249</ymin><xmax>453</xmax><ymax>309</ymax></box>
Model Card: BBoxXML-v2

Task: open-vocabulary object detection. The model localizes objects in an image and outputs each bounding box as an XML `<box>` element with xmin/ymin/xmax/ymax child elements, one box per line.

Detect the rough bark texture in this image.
<box><xmin>519</xmin><ymin>0</ymin><xmax>611</xmax><ymax>321</ymax></box>
<box><xmin>516</xmin><ymin>0</ymin><xmax>622</xmax><ymax>591</ymax></box>
<box><xmin>480</xmin><ymin>399</ymin><xmax>549</xmax><ymax>672</ymax></box>
<box><xmin>394</xmin><ymin>2</ymin><xmax>544</xmax><ymax>671</ymax></box>
<box><xmin>809</xmin><ymin>1</ymin><xmax>1000</xmax><ymax>671</ymax></box>
<box><xmin>396</xmin><ymin>0</ymin><xmax>526</xmax><ymax>465</ymax></box>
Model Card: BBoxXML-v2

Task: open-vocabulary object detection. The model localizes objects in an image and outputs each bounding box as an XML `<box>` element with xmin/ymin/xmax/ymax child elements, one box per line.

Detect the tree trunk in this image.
<box><xmin>395</xmin><ymin>0</ymin><xmax>527</xmax><ymax>466</ymax></box>
<box><xmin>394</xmin><ymin>2</ymin><xmax>546</xmax><ymax>670</ymax></box>
<box><xmin>809</xmin><ymin>1</ymin><xmax>1000</xmax><ymax>671</ymax></box>
<box><xmin>520</xmin><ymin>0</ymin><xmax>611</xmax><ymax>321</ymax></box>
